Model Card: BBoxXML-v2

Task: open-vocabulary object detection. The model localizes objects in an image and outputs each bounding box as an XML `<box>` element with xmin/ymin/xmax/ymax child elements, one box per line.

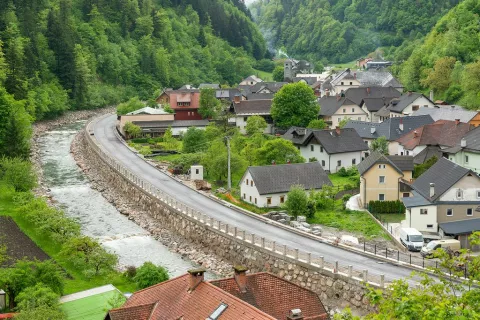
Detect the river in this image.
<box><xmin>38</xmin><ymin>121</ymin><xmax>204</xmax><ymax>278</ymax></box>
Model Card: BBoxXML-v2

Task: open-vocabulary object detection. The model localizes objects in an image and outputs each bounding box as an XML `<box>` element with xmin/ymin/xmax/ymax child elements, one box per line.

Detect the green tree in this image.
<box><xmin>123</xmin><ymin>122</ymin><xmax>142</xmax><ymax>139</ymax></box>
<box><xmin>370</xmin><ymin>136</ymin><xmax>389</xmax><ymax>155</ymax></box>
<box><xmin>307</xmin><ymin>119</ymin><xmax>327</xmax><ymax>130</ymax></box>
<box><xmin>254</xmin><ymin>139</ymin><xmax>305</xmax><ymax>165</ymax></box>
<box><xmin>202</xmin><ymin>139</ymin><xmax>247</xmax><ymax>181</ymax></box>
<box><xmin>15</xmin><ymin>306</ymin><xmax>66</xmax><ymax>320</ymax></box>
<box><xmin>245</xmin><ymin>115</ymin><xmax>267</xmax><ymax>136</ymax></box>
<box><xmin>16</xmin><ymin>284</ymin><xmax>60</xmax><ymax>312</ymax></box>
<box><xmin>117</xmin><ymin>97</ymin><xmax>144</xmax><ymax>115</ymax></box>
<box><xmin>72</xmin><ymin>44</ymin><xmax>93</xmax><ymax>108</ymax></box>
<box><xmin>272</xmin><ymin>65</ymin><xmax>284</xmax><ymax>82</ymax></box>
<box><xmin>0</xmin><ymin>157</ymin><xmax>36</xmax><ymax>191</ymax></box>
<box><xmin>338</xmin><ymin>117</ymin><xmax>350</xmax><ymax>128</ymax></box>
<box><xmin>182</xmin><ymin>127</ymin><xmax>208</xmax><ymax>153</ymax></box>
<box><xmin>413</xmin><ymin>156</ymin><xmax>438</xmax><ymax>178</ymax></box>
<box><xmin>421</xmin><ymin>57</ymin><xmax>456</xmax><ymax>94</ymax></box>
<box><xmin>199</xmin><ymin>88</ymin><xmax>221</xmax><ymax>119</ymax></box>
<box><xmin>285</xmin><ymin>185</ymin><xmax>308</xmax><ymax>218</ymax></box>
<box><xmin>271</xmin><ymin>82</ymin><xmax>319</xmax><ymax>129</ymax></box>
<box><xmin>133</xmin><ymin>262</ymin><xmax>169</xmax><ymax>289</ymax></box>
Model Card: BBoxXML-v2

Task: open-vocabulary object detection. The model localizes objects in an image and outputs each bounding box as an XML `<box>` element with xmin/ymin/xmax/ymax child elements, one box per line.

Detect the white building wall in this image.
<box><xmin>240</xmin><ymin>171</ymin><xmax>263</xmax><ymax>206</ymax></box>
<box><xmin>331</xmin><ymin>104</ymin><xmax>368</xmax><ymax>128</ymax></box>
<box><xmin>439</xmin><ymin>175</ymin><xmax>480</xmax><ymax>202</ymax></box>
<box><xmin>397</xmin><ymin>145</ymin><xmax>426</xmax><ymax>156</ymax></box>
<box><xmin>171</xmin><ymin>126</ymin><xmax>207</xmax><ymax>136</ymax></box>
<box><xmin>328</xmin><ymin>152</ymin><xmax>362</xmax><ymax>173</ymax></box>
<box><xmin>406</xmin><ymin>205</ymin><xmax>438</xmax><ymax>233</ymax></box>
<box><xmin>449</xmin><ymin>151</ymin><xmax>480</xmax><ymax>174</ymax></box>
<box><xmin>388</xmin><ymin>141</ymin><xmax>400</xmax><ymax>155</ymax></box>
<box><xmin>299</xmin><ymin>144</ymin><xmax>362</xmax><ymax>173</ymax></box>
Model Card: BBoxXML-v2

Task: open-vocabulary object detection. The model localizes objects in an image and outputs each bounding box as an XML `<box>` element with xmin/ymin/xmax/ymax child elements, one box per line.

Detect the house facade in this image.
<box><xmin>445</xmin><ymin>126</ymin><xmax>480</xmax><ymax>174</ymax></box>
<box><xmin>357</xmin><ymin>151</ymin><xmax>413</xmax><ymax>207</ymax></box>
<box><xmin>318</xmin><ymin>96</ymin><xmax>368</xmax><ymax>128</ymax></box>
<box><xmin>283</xmin><ymin>127</ymin><xmax>368</xmax><ymax>173</ymax></box>
<box><xmin>377</xmin><ymin>92</ymin><xmax>435</xmax><ymax>121</ymax></box>
<box><xmin>403</xmin><ymin>158</ymin><xmax>480</xmax><ymax>248</ymax></box>
<box><xmin>231</xmin><ymin>99</ymin><xmax>273</xmax><ymax>134</ymax></box>
<box><xmin>240</xmin><ymin>162</ymin><xmax>332</xmax><ymax>208</ymax></box>
<box><xmin>118</xmin><ymin>107</ymin><xmax>174</xmax><ymax>137</ymax></box>
<box><xmin>239</xmin><ymin>75</ymin><xmax>263</xmax><ymax>86</ymax></box>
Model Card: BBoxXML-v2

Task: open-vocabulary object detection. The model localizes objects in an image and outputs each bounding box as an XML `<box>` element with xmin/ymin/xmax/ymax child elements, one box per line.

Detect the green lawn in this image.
<box><xmin>328</xmin><ymin>173</ymin><xmax>357</xmax><ymax>189</ymax></box>
<box><xmin>252</xmin><ymin>68</ymin><xmax>273</xmax><ymax>81</ymax></box>
<box><xmin>61</xmin><ymin>290</ymin><xmax>125</xmax><ymax>320</ymax></box>
<box><xmin>0</xmin><ymin>193</ymin><xmax>136</xmax><ymax>295</ymax></box>
<box><xmin>330</xmin><ymin>60</ymin><xmax>357</xmax><ymax>70</ymax></box>
<box><xmin>154</xmin><ymin>153</ymin><xmax>183</xmax><ymax>163</ymax></box>
<box><xmin>376</xmin><ymin>213</ymin><xmax>406</xmax><ymax>223</ymax></box>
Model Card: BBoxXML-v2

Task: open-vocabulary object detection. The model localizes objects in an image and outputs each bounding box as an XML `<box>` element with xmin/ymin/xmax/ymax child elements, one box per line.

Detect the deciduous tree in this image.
<box><xmin>370</xmin><ymin>136</ymin><xmax>389</xmax><ymax>155</ymax></box>
<box><xmin>307</xmin><ymin>119</ymin><xmax>327</xmax><ymax>130</ymax></box>
<box><xmin>133</xmin><ymin>262</ymin><xmax>169</xmax><ymax>289</ymax></box>
<box><xmin>285</xmin><ymin>185</ymin><xmax>308</xmax><ymax>218</ymax></box>
<box><xmin>254</xmin><ymin>139</ymin><xmax>304</xmax><ymax>165</ymax></box>
<box><xmin>182</xmin><ymin>127</ymin><xmax>208</xmax><ymax>153</ymax></box>
<box><xmin>272</xmin><ymin>65</ymin><xmax>284</xmax><ymax>82</ymax></box>
<box><xmin>199</xmin><ymin>88</ymin><xmax>221</xmax><ymax>119</ymax></box>
<box><xmin>245</xmin><ymin>115</ymin><xmax>267</xmax><ymax>136</ymax></box>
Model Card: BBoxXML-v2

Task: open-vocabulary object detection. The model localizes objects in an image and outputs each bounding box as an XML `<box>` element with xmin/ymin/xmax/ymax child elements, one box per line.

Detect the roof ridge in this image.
<box><xmin>130</xmin><ymin>274</ymin><xmax>189</xmax><ymax>295</ymax></box>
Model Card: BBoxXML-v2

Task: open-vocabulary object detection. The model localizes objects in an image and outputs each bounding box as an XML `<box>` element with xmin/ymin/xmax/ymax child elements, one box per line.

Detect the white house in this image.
<box><xmin>403</xmin><ymin>158</ymin><xmax>480</xmax><ymax>248</ymax></box>
<box><xmin>444</xmin><ymin>126</ymin><xmax>480</xmax><ymax>174</ymax></box>
<box><xmin>376</xmin><ymin>92</ymin><xmax>435</xmax><ymax>121</ymax></box>
<box><xmin>240</xmin><ymin>162</ymin><xmax>332</xmax><ymax>208</ymax></box>
<box><xmin>239</xmin><ymin>75</ymin><xmax>263</xmax><ymax>86</ymax></box>
<box><xmin>231</xmin><ymin>99</ymin><xmax>273</xmax><ymax>134</ymax></box>
<box><xmin>318</xmin><ymin>95</ymin><xmax>368</xmax><ymax>128</ymax></box>
<box><xmin>283</xmin><ymin>127</ymin><xmax>369</xmax><ymax>173</ymax></box>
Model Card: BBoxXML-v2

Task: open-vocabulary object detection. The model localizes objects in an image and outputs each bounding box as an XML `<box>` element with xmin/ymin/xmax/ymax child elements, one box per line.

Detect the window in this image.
<box><xmin>243</xmin><ymin>117</ymin><xmax>248</xmax><ymax>122</ymax></box>
<box><xmin>246</xmin><ymin>179</ymin><xmax>249</xmax><ymax>185</ymax></box>
<box><xmin>255</xmin><ymin>198</ymin><xmax>257</xmax><ymax>204</ymax></box>
<box><xmin>403</xmin><ymin>193</ymin><xmax>410</xmax><ymax>198</ymax></box>
<box><xmin>420</xmin><ymin>209</ymin><xmax>428</xmax><ymax>215</ymax></box>
<box><xmin>321</xmin><ymin>160</ymin><xmax>325</xmax><ymax>166</ymax></box>
<box><xmin>352</xmin><ymin>158</ymin><xmax>356</xmax><ymax>165</ymax></box>
<box><xmin>412</xmin><ymin>105</ymin><xmax>419</xmax><ymax>111</ymax></box>
<box><xmin>379</xmin><ymin>176</ymin><xmax>385</xmax><ymax>183</ymax></box>
<box><xmin>365</xmin><ymin>141</ymin><xmax>368</xmax><ymax>145</ymax></box>
<box><xmin>250</xmin><ymin>180</ymin><xmax>253</xmax><ymax>186</ymax></box>
<box><xmin>195</xmin><ymin>169</ymin><xmax>199</xmax><ymax>174</ymax></box>
<box><xmin>337</xmin><ymin>160</ymin><xmax>341</xmax><ymax>167</ymax></box>
<box><xmin>280</xmin><ymin>196</ymin><xmax>285</xmax><ymax>204</ymax></box>
<box><xmin>350</xmin><ymin>82</ymin><xmax>353</xmax><ymax>85</ymax></box>
<box><xmin>310</xmin><ymin>145</ymin><xmax>314</xmax><ymax>152</ymax></box>
<box><xmin>343</xmin><ymin>108</ymin><xmax>346</xmax><ymax>113</ymax></box>
<box><xmin>477</xmin><ymin>191</ymin><xmax>480</xmax><ymax>199</ymax></box>
<box><xmin>456</xmin><ymin>189</ymin><xmax>463</xmax><ymax>199</ymax></box>
<box><xmin>341</xmin><ymin>82</ymin><xmax>344</xmax><ymax>85</ymax></box>
<box><xmin>320</xmin><ymin>147</ymin><xmax>324</xmax><ymax>153</ymax></box>
<box><xmin>358</xmin><ymin>117</ymin><xmax>361</xmax><ymax>120</ymax></box>
<box><xmin>400</xmin><ymin>152</ymin><xmax>404</xmax><ymax>155</ymax></box>
<box><xmin>467</xmin><ymin>208</ymin><xmax>473</xmax><ymax>216</ymax></box>
<box><xmin>424</xmin><ymin>105</ymin><xmax>428</xmax><ymax>108</ymax></box>
<box><xmin>243</xmin><ymin>193</ymin><xmax>246</xmax><ymax>199</ymax></box>
<box><xmin>267</xmin><ymin>197</ymin><xmax>272</xmax><ymax>205</ymax></box>
<box><xmin>379</xmin><ymin>194</ymin><xmax>385</xmax><ymax>201</ymax></box>
<box><xmin>427</xmin><ymin>224</ymin><xmax>433</xmax><ymax>229</ymax></box>
<box><xmin>447</xmin><ymin>208</ymin><xmax>453</xmax><ymax>216</ymax></box>
<box><xmin>378</xmin><ymin>164</ymin><xmax>385</xmax><ymax>169</ymax></box>
<box><xmin>249</xmin><ymin>196</ymin><xmax>252</xmax><ymax>202</ymax></box>
<box><xmin>338</xmin><ymin>117</ymin><xmax>342</xmax><ymax>123</ymax></box>
<box><xmin>352</xmin><ymin>108</ymin><xmax>355</xmax><ymax>112</ymax></box>
<box><xmin>465</xmin><ymin>155</ymin><xmax>469</xmax><ymax>163</ymax></box>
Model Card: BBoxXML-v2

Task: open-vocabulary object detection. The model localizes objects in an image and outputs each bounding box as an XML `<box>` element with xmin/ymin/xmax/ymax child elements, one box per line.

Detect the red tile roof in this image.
<box><xmin>105</xmin><ymin>272</ymin><xmax>329</xmax><ymax>320</ymax></box>
<box><xmin>210</xmin><ymin>273</ymin><xmax>328</xmax><ymax>320</ymax></box>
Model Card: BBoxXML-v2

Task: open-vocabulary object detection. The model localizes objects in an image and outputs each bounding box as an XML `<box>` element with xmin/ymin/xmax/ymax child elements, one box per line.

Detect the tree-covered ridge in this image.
<box><xmin>393</xmin><ymin>0</ymin><xmax>480</xmax><ymax>109</ymax></box>
<box><xmin>0</xmin><ymin>0</ymin><xmax>265</xmax><ymax>123</ymax></box>
<box><xmin>249</xmin><ymin>0</ymin><xmax>460</xmax><ymax>63</ymax></box>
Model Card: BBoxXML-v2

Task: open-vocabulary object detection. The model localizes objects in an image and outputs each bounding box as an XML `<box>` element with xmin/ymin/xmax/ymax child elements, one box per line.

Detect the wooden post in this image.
<box><xmin>234</xmin><ymin>227</ymin><xmax>237</xmax><ymax>238</ymax></box>
<box><xmin>251</xmin><ymin>233</ymin><xmax>255</xmax><ymax>244</ymax></box>
<box><xmin>307</xmin><ymin>252</ymin><xmax>311</xmax><ymax>264</ymax></box>
<box><xmin>295</xmin><ymin>249</ymin><xmax>299</xmax><ymax>260</ymax></box>
<box><xmin>283</xmin><ymin>245</ymin><xmax>287</xmax><ymax>256</ymax></box>
<box><xmin>261</xmin><ymin>237</ymin><xmax>265</xmax><ymax>248</ymax></box>
<box><xmin>272</xmin><ymin>241</ymin><xmax>276</xmax><ymax>252</ymax></box>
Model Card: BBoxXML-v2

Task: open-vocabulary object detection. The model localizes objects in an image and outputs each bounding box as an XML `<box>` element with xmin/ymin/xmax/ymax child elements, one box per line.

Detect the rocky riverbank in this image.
<box><xmin>71</xmin><ymin>131</ymin><xmax>233</xmax><ymax>277</ymax></box>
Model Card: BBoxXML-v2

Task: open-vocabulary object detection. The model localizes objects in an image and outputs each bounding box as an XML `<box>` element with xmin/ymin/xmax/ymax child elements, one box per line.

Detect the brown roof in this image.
<box><xmin>106</xmin><ymin>272</ymin><xmax>328</xmax><ymax>320</ymax></box>
<box><xmin>210</xmin><ymin>273</ymin><xmax>328</xmax><ymax>320</ymax></box>
<box><xmin>396</xmin><ymin>120</ymin><xmax>472</xmax><ymax>150</ymax></box>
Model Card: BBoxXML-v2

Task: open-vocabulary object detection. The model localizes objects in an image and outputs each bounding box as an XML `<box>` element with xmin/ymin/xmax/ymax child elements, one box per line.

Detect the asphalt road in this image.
<box><xmin>94</xmin><ymin>115</ymin><xmax>416</xmax><ymax>282</ymax></box>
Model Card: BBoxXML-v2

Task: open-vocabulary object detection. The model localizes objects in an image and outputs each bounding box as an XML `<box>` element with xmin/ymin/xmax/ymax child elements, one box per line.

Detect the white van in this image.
<box><xmin>399</xmin><ymin>228</ymin><xmax>424</xmax><ymax>251</ymax></box>
<box><xmin>421</xmin><ymin>239</ymin><xmax>461</xmax><ymax>257</ymax></box>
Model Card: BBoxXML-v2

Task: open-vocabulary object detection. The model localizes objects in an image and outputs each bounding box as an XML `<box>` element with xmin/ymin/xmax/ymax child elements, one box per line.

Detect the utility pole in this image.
<box><xmin>227</xmin><ymin>137</ymin><xmax>231</xmax><ymax>190</ymax></box>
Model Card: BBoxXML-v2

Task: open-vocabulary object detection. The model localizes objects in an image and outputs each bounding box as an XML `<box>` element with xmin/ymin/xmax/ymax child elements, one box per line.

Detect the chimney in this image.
<box><xmin>461</xmin><ymin>138</ymin><xmax>467</xmax><ymax>147</ymax></box>
<box><xmin>366</xmin><ymin>87</ymin><xmax>370</xmax><ymax>94</ymax></box>
<box><xmin>399</xmin><ymin>118</ymin><xmax>404</xmax><ymax>131</ymax></box>
<box><xmin>287</xmin><ymin>309</ymin><xmax>304</xmax><ymax>320</ymax></box>
<box><xmin>455</xmin><ymin>119</ymin><xmax>460</xmax><ymax>125</ymax></box>
<box><xmin>335</xmin><ymin>126</ymin><xmax>341</xmax><ymax>135</ymax></box>
<box><xmin>413</xmin><ymin>130</ymin><xmax>418</xmax><ymax>138</ymax></box>
<box><xmin>325</xmin><ymin>89</ymin><xmax>330</xmax><ymax>97</ymax></box>
<box><xmin>233</xmin><ymin>266</ymin><xmax>248</xmax><ymax>293</ymax></box>
<box><xmin>370</xmin><ymin>127</ymin><xmax>376</xmax><ymax>134</ymax></box>
<box><xmin>188</xmin><ymin>268</ymin><xmax>206</xmax><ymax>291</ymax></box>
<box><xmin>429</xmin><ymin>90</ymin><xmax>434</xmax><ymax>101</ymax></box>
<box><xmin>234</xmin><ymin>94</ymin><xmax>240</xmax><ymax>104</ymax></box>
<box><xmin>429</xmin><ymin>183</ymin><xmax>435</xmax><ymax>198</ymax></box>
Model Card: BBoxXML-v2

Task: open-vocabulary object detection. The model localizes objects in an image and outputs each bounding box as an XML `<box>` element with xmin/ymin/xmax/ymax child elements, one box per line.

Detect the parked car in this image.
<box><xmin>420</xmin><ymin>239</ymin><xmax>461</xmax><ymax>258</ymax></box>
<box><xmin>399</xmin><ymin>227</ymin><xmax>424</xmax><ymax>252</ymax></box>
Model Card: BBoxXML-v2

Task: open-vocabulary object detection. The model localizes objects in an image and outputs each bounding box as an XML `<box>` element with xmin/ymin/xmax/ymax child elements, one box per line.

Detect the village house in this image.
<box><xmin>284</xmin><ymin>59</ymin><xmax>314</xmax><ymax>82</ymax></box>
<box><xmin>357</xmin><ymin>151</ymin><xmax>414</xmax><ymax>208</ymax></box>
<box><xmin>344</xmin><ymin>115</ymin><xmax>435</xmax><ymax>155</ymax></box>
<box><xmin>156</xmin><ymin>87</ymin><xmax>202</xmax><ymax>120</ymax></box>
<box><xmin>376</xmin><ymin>92</ymin><xmax>435</xmax><ymax>121</ymax></box>
<box><xmin>403</xmin><ymin>158</ymin><xmax>480</xmax><ymax>248</ymax></box>
<box><xmin>105</xmin><ymin>267</ymin><xmax>329</xmax><ymax>320</ymax></box>
<box><xmin>412</xmin><ymin>106</ymin><xmax>479</xmax><ymax>126</ymax></box>
<box><xmin>118</xmin><ymin>106</ymin><xmax>174</xmax><ymax>137</ymax></box>
<box><xmin>198</xmin><ymin>83</ymin><xmax>220</xmax><ymax>89</ymax></box>
<box><xmin>283</xmin><ymin>127</ymin><xmax>368</xmax><ymax>173</ymax></box>
<box><xmin>413</xmin><ymin>146</ymin><xmax>444</xmax><ymax>166</ymax></box>
<box><xmin>396</xmin><ymin>120</ymin><xmax>472</xmax><ymax>157</ymax></box>
<box><xmin>444</xmin><ymin>126</ymin><xmax>480</xmax><ymax>174</ymax></box>
<box><xmin>231</xmin><ymin>98</ymin><xmax>273</xmax><ymax>134</ymax></box>
<box><xmin>249</xmin><ymin>82</ymin><xmax>287</xmax><ymax>94</ymax></box>
<box><xmin>240</xmin><ymin>162</ymin><xmax>332</xmax><ymax>208</ymax></box>
<box><xmin>317</xmin><ymin>94</ymin><xmax>368</xmax><ymax>128</ymax></box>
<box><xmin>216</xmin><ymin>88</ymin><xmax>244</xmax><ymax>102</ymax></box>
<box><xmin>239</xmin><ymin>75</ymin><xmax>263</xmax><ymax>86</ymax></box>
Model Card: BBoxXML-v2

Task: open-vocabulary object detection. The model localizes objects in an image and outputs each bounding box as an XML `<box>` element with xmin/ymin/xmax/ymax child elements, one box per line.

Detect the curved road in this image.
<box><xmin>94</xmin><ymin>114</ymin><xmax>414</xmax><ymax>282</ymax></box>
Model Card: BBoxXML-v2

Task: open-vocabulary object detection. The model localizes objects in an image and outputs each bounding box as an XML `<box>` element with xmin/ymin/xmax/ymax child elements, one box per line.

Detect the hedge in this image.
<box><xmin>368</xmin><ymin>200</ymin><xmax>405</xmax><ymax>214</ymax></box>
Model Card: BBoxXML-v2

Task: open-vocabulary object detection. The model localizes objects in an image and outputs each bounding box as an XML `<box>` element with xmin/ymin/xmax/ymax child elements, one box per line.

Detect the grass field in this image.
<box><xmin>328</xmin><ymin>173</ymin><xmax>357</xmax><ymax>188</ymax></box>
<box><xmin>252</xmin><ymin>68</ymin><xmax>273</xmax><ymax>81</ymax></box>
<box><xmin>61</xmin><ymin>290</ymin><xmax>125</xmax><ymax>320</ymax></box>
<box><xmin>330</xmin><ymin>60</ymin><xmax>357</xmax><ymax>71</ymax></box>
<box><xmin>376</xmin><ymin>213</ymin><xmax>405</xmax><ymax>223</ymax></box>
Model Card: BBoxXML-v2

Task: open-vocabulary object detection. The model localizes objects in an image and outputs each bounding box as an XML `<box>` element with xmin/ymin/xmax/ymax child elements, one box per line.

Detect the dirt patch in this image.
<box><xmin>0</xmin><ymin>216</ymin><xmax>50</xmax><ymax>266</ymax></box>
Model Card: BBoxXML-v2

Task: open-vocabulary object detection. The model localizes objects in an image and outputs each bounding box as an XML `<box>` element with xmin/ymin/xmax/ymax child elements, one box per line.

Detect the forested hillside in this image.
<box><xmin>392</xmin><ymin>0</ymin><xmax>480</xmax><ymax>108</ymax></box>
<box><xmin>250</xmin><ymin>0</ymin><xmax>460</xmax><ymax>63</ymax></box>
<box><xmin>0</xmin><ymin>0</ymin><xmax>267</xmax><ymax>158</ymax></box>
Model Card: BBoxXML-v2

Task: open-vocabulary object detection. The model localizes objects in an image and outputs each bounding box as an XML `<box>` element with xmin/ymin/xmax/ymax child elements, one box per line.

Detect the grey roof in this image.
<box><xmin>412</xmin><ymin>107</ymin><xmax>478</xmax><ymax>123</ymax></box>
<box><xmin>344</xmin><ymin>115</ymin><xmax>434</xmax><ymax>141</ymax></box>
<box><xmin>443</xmin><ymin>126</ymin><xmax>480</xmax><ymax>154</ymax></box>
<box><xmin>246</xmin><ymin>93</ymin><xmax>274</xmax><ymax>100</ymax></box>
<box><xmin>356</xmin><ymin>71</ymin><xmax>403</xmax><ymax>88</ymax></box>
<box><xmin>387</xmin><ymin>92</ymin><xmax>432</xmax><ymax>113</ymax></box>
<box><xmin>216</xmin><ymin>89</ymin><xmax>241</xmax><ymax>100</ymax></box>
<box><xmin>413</xmin><ymin>146</ymin><xmax>443</xmax><ymax>165</ymax></box>
<box><xmin>132</xmin><ymin>120</ymin><xmax>209</xmax><ymax>128</ymax></box>
<box><xmin>233</xmin><ymin>100</ymin><xmax>272</xmax><ymax>115</ymax></box>
<box><xmin>411</xmin><ymin>158</ymin><xmax>477</xmax><ymax>202</ymax></box>
<box><xmin>439</xmin><ymin>218</ymin><xmax>480</xmax><ymax>235</ymax></box>
<box><xmin>318</xmin><ymin>96</ymin><xmax>357</xmax><ymax>116</ymax></box>
<box><xmin>247</xmin><ymin>162</ymin><xmax>332</xmax><ymax>195</ymax></box>
<box><xmin>361</xmin><ymin>98</ymin><xmax>390</xmax><ymax>112</ymax></box>
<box><xmin>293</xmin><ymin>77</ymin><xmax>317</xmax><ymax>85</ymax></box>
<box><xmin>127</xmin><ymin>107</ymin><xmax>170</xmax><ymax>115</ymax></box>
<box><xmin>242</xmin><ymin>75</ymin><xmax>263</xmax><ymax>83</ymax></box>
<box><xmin>356</xmin><ymin>151</ymin><xmax>409</xmax><ymax>175</ymax></box>
<box><xmin>249</xmin><ymin>82</ymin><xmax>287</xmax><ymax>94</ymax></box>
<box><xmin>402</xmin><ymin>191</ymin><xmax>433</xmax><ymax>208</ymax></box>
<box><xmin>283</xmin><ymin>127</ymin><xmax>369</xmax><ymax>154</ymax></box>
<box><xmin>345</xmin><ymin>87</ymin><xmax>401</xmax><ymax>106</ymax></box>
<box><xmin>199</xmin><ymin>83</ymin><xmax>220</xmax><ymax>89</ymax></box>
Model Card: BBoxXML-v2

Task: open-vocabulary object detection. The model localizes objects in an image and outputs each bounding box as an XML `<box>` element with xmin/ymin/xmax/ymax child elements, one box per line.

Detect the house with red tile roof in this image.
<box><xmin>105</xmin><ymin>267</ymin><xmax>328</xmax><ymax>320</ymax></box>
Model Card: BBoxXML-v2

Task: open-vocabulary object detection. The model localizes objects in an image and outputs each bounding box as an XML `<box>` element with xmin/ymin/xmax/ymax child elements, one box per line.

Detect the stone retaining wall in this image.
<box><xmin>81</xmin><ymin>122</ymin><xmax>377</xmax><ymax>312</ymax></box>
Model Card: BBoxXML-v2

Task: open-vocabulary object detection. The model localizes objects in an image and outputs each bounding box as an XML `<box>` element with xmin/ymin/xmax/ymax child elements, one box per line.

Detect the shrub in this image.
<box><xmin>170</xmin><ymin>153</ymin><xmax>203</xmax><ymax>174</ymax></box>
<box><xmin>0</xmin><ymin>157</ymin><xmax>37</xmax><ymax>192</ymax></box>
<box><xmin>368</xmin><ymin>200</ymin><xmax>406</xmax><ymax>214</ymax></box>
<box><xmin>308</xmin><ymin>157</ymin><xmax>318</xmax><ymax>162</ymax></box>
<box><xmin>133</xmin><ymin>262</ymin><xmax>169</xmax><ymax>289</ymax></box>
<box><xmin>139</xmin><ymin>146</ymin><xmax>152</xmax><ymax>156</ymax></box>
<box><xmin>285</xmin><ymin>185</ymin><xmax>308</xmax><ymax>218</ymax></box>
<box><xmin>124</xmin><ymin>266</ymin><xmax>137</xmax><ymax>279</ymax></box>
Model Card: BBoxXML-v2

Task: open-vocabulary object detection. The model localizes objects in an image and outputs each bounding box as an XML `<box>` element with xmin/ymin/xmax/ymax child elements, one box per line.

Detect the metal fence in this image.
<box><xmin>84</xmin><ymin>117</ymin><xmax>390</xmax><ymax>288</ymax></box>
